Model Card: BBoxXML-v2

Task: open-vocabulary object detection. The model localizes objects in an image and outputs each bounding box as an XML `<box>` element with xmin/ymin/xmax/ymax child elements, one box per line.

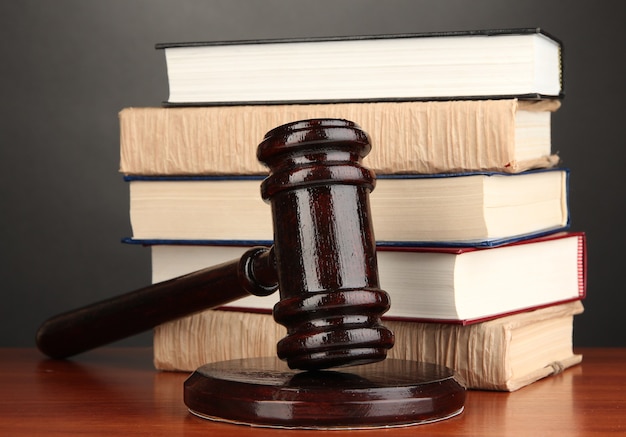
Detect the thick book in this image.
<box><xmin>153</xmin><ymin>300</ymin><xmax>584</xmax><ymax>391</ymax></box>
<box><xmin>156</xmin><ymin>28</ymin><xmax>563</xmax><ymax>105</ymax></box>
<box><xmin>149</xmin><ymin>232</ymin><xmax>586</xmax><ymax>324</ymax></box>
<box><xmin>125</xmin><ymin>168</ymin><xmax>570</xmax><ymax>246</ymax></box>
<box><xmin>119</xmin><ymin>99</ymin><xmax>560</xmax><ymax>176</ymax></box>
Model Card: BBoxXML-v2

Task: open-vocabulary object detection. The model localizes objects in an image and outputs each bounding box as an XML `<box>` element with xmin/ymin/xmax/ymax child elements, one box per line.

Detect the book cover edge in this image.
<box><xmin>123</xmin><ymin>167</ymin><xmax>570</xmax><ymax>182</ymax></box>
<box><xmin>121</xmin><ymin>228</ymin><xmax>571</xmax><ymax>249</ymax></box>
<box><xmin>161</xmin><ymin>93</ymin><xmax>565</xmax><ymax>107</ymax></box>
<box><xmin>155</xmin><ymin>27</ymin><xmax>560</xmax><ymax>49</ymax></box>
<box><xmin>214</xmin><ymin>297</ymin><xmax>584</xmax><ymax>326</ymax></box>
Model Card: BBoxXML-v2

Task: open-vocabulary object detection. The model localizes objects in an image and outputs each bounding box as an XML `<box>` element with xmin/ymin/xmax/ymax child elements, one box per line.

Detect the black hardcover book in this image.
<box><xmin>156</xmin><ymin>28</ymin><xmax>564</xmax><ymax>106</ymax></box>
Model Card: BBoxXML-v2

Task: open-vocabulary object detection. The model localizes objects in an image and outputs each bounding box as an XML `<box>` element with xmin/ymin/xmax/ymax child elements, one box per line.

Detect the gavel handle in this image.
<box><xmin>36</xmin><ymin>247</ymin><xmax>278</xmax><ymax>359</ymax></box>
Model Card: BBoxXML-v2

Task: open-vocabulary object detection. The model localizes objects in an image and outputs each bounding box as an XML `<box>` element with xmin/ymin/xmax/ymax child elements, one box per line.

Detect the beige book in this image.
<box><xmin>127</xmin><ymin>168</ymin><xmax>569</xmax><ymax>245</ymax></box>
<box><xmin>119</xmin><ymin>99</ymin><xmax>560</xmax><ymax>176</ymax></box>
<box><xmin>154</xmin><ymin>301</ymin><xmax>583</xmax><ymax>392</ymax></box>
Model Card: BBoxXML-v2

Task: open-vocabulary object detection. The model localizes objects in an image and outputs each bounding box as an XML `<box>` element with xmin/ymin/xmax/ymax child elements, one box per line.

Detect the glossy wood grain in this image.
<box><xmin>36</xmin><ymin>118</ymin><xmax>394</xmax><ymax>370</ymax></box>
<box><xmin>36</xmin><ymin>247</ymin><xmax>278</xmax><ymax>359</ymax></box>
<box><xmin>184</xmin><ymin>357</ymin><xmax>465</xmax><ymax>428</ymax></box>
<box><xmin>1</xmin><ymin>348</ymin><xmax>624</xmax><ymax>436</ymax></box>
<box><xmin>258</xmin><ymin>119</ymin><xmax>393</xmax><ymax>370</ymax></box>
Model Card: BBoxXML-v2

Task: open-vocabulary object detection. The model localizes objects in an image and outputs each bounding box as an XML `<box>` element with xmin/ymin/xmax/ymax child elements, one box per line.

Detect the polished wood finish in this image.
<box><xmin>1</xmin><ymin>348</ymin><xmax>624</xmax><ymax>436</ymax></box>
<box><xmin>36</xmin><ymin>118</ymin><xmax>394</xmax><ymax>370</ymax></box>
<box><xmin>36</xmin><ymin>246</ymin><xmax>278</xmax><ymax>359</ymax></box>
<box><xmin>184</xmin><ymin>357</ymin><xmax>465</xmax><ymax>428</ymax></box>
<box><xmin>258</xmin><ymin>119</ymin><xmax>393</xmax><ymax>370</ymax></box>
<box><xmin>35</xmin><ymin>118</ymin><xmax>459</xmax><ymax>428</ymax></box>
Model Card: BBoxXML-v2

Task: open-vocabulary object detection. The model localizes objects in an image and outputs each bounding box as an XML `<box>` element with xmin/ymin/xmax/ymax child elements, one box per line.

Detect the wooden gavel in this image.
<box><xmin>37</xmin><ymin>118</ymin><xmax>395</xmax><ymax>371</ymax></box>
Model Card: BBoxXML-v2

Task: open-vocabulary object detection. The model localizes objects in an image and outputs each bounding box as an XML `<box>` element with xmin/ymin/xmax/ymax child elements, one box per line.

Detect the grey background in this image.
<box><xmin>1</xmin><ymin>0</ymin><xmax>624</xmax><ymax>349</ymax></box>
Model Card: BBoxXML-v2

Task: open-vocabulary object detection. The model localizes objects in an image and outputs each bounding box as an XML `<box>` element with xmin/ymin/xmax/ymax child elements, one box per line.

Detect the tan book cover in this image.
<box><xmin>119</xmin><ymin>99</ymin><xmax>560</xmax><ymax>176</ymax></box>
<box><xmin>153</xmin><ymin>301</ymin><xmax>583</xmax><ymax>391</ymax></box>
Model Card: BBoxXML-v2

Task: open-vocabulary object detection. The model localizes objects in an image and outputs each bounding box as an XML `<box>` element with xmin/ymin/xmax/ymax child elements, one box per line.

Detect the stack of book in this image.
<box><xmin>119</xmin><ymin>28</ymin><xmax>586</xmax><ymax>391</ymax></box>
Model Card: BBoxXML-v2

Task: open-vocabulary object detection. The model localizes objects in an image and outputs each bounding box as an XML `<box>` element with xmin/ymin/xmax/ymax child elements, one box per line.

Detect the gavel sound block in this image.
<box><xmin>36</xmin><ymin>119</ymin><xmax>465</xmax><ymax>428</ymax></box>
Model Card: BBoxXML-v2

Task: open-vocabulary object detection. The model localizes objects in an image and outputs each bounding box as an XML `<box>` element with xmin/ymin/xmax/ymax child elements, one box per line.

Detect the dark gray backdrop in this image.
<box><xmin>1</xmin><ymin>0</ymin><xmax>624</xmax><ymax>349</ymax></box>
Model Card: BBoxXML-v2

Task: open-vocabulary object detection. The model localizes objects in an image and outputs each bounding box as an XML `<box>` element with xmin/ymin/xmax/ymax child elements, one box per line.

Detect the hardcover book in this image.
<box><xmin>156</xmin><ymin>28</ymin><xmax>563</xmax><ymax>105</ymax></box>
<box><xmin>125</xmin><ymin>169</ymin><xmax>570</xmax><ymax>246</ymax></box>
<box><xmin>119</xmin><ymin>99</ymin><xmax>560</xmax><ymax>176</ymax></box>
<box><xmin>149</xmin><ymin>232</ymin><xmax>586</xmax><ymax>324</ymax></box>
<box><xmin>153</xmin><ymin>301</ymin><xmax>584</xmax><ymax>392</ymax></box>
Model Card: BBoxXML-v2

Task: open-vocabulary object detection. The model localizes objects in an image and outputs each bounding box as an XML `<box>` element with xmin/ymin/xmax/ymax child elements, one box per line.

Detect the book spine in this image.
<box><xmin>578</xmin><ymin>233</ymin><xmax>587</xmax><ymax>296</ymax></box>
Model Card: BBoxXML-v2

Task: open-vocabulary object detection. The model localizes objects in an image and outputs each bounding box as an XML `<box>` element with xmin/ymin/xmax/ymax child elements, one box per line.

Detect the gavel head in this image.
<box><xmin>256</xmin><ymin>118</ymin><xmax>395</xmax><ymax>370</ymax></box>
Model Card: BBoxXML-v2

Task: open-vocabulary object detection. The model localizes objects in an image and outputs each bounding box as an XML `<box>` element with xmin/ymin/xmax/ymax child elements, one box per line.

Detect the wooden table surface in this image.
<box><xmin>1</xmin><ymin>348</ymin><xmax>624</xmax><ymax>436</ymax></box>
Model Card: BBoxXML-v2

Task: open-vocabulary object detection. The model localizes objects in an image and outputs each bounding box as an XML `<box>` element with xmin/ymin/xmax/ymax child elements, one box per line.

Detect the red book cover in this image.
<box><xmin>220</xmin><ymin>232</ymin><xmax>587</xmax><ymax>325</ymax></box>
